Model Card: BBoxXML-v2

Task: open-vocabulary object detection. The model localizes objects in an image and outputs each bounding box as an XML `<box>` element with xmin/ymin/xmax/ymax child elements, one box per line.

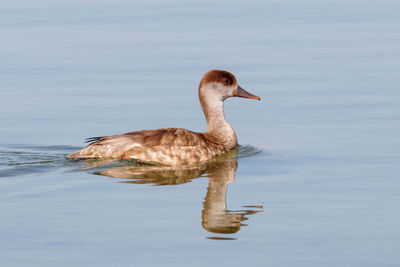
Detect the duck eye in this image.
<box><xmin>222</xmin><ymin>78</ymin><xmax>230</xmax><ymax>85</ymax></box>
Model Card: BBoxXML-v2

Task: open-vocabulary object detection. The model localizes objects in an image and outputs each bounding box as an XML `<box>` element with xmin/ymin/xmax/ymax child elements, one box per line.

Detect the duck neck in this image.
<box><xmin>199</xmin><ymin>93</ymin><xmax>237</xmax><ymax>149</ymax></box>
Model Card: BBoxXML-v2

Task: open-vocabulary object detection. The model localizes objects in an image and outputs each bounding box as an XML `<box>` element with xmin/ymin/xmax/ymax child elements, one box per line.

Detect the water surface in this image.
<box><xmin>1</xmin><ymin>0</ymin><xmax>399</xmax><ymax>266</ymax></box>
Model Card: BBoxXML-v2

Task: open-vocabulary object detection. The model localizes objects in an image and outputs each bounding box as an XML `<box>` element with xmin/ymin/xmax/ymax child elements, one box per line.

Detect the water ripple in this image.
<box><xmin>0</xmin><ymin>144</ymin><xmax>263</xmax><ymax>178</ymax></box>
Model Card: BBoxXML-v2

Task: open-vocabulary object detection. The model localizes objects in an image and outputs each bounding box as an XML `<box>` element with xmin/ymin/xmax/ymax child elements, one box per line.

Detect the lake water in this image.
<box><xmin>1</xmin><ymin>0</ymin><xmax>399</xmax><ymax>266</ymax></box>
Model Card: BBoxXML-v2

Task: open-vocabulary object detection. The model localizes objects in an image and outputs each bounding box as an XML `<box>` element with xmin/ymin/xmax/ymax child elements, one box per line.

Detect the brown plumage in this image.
<box><xmin>68</xmin><ymin>70</ymin><xmax>260</xmax><ymax>165</ymax></box>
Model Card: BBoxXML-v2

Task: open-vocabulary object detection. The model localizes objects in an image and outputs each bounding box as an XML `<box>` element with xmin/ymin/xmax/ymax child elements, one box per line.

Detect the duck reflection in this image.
<box><xmin>91</xmin><ymin>148</ymin><xmax>263</xmax><ymax>237</ymax></box>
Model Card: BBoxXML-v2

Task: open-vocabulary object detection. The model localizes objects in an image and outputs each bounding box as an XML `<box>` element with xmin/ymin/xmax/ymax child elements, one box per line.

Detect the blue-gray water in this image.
<box><xmin>1</xmin><ymin>0</ymin><xmax>399</xmax><ymax>266</ymax></box>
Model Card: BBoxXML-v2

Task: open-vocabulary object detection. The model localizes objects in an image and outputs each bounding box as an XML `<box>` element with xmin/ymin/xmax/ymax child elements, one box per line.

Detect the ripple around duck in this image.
<box><xmin>236</xmin><ymin>144</ymin><xmax>263</xmax><ymax>159</ymax></box>
<box><xmin>0</xmin><ymin>145</ymin><xmax>79</xmax><ymax>178</ymax></box>
<box><xmin>0</xmin><ymin>144</ymin><xmax>263</xmax><ymax>178</ymax></box>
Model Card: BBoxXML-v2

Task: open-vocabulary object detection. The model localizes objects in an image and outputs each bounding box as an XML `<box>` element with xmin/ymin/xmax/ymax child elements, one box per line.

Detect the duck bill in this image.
<box><xmin>233</xmin><ymin>86</ymin><xmax>260</xmax><ymax>100</ymax></box>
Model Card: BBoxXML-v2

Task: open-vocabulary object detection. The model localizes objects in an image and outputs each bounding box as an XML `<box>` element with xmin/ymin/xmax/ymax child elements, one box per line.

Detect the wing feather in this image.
<box><xmin>68</xmin><ymin>128</ymin><xmax>226</xmax><ymax>165</ymax></box>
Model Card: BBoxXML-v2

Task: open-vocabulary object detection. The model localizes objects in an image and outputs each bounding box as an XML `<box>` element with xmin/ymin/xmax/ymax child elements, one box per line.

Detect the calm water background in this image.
<box><xmin>1</xmin><ymin>0</ymin><xmax>399</xmax><ymax>266</ymax></box>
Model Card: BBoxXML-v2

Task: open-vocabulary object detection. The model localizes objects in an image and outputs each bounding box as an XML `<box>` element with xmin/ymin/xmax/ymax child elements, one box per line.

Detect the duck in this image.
<box><xmin>67</xmin><ymin>70</ymin><xmax>260</xmax><ymax>165</ymax></box>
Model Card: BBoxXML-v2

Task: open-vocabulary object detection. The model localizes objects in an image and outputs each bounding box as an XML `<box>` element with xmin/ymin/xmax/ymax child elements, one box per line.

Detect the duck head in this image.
<box><xmin>198</xmin><ymin>69</ymin><xmax>260</xmax><ymax>102</ymax></box>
